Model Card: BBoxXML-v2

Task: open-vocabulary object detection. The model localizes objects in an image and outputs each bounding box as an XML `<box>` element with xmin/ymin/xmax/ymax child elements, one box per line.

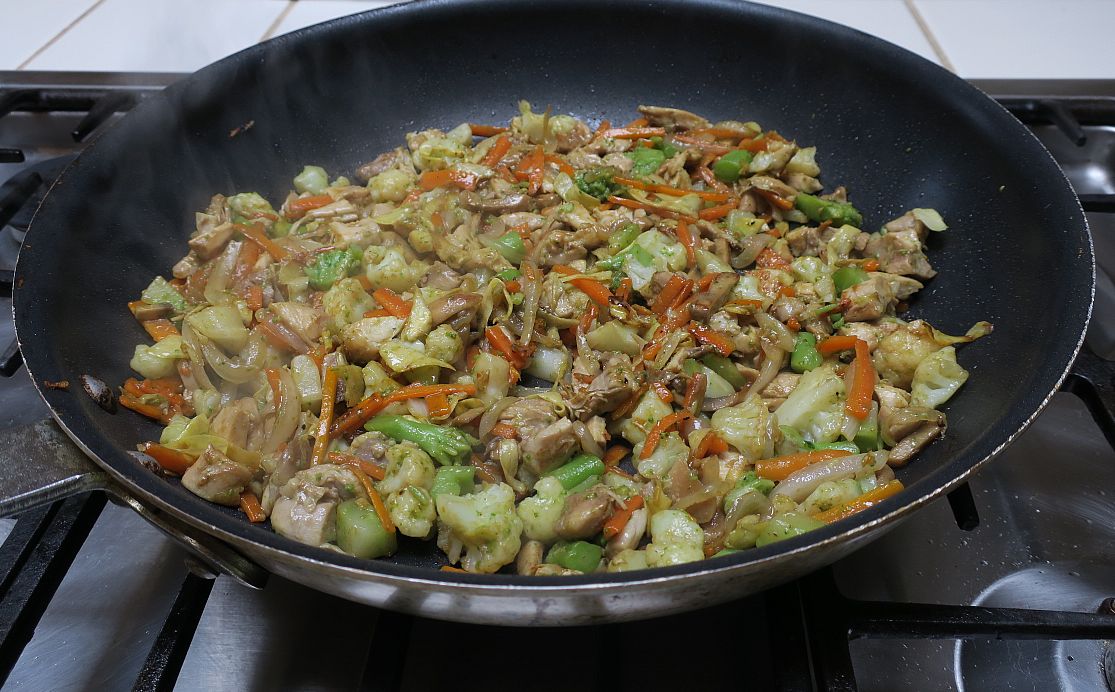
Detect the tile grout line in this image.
<box><xmin>16</xmin><ymin>0</ymin><xmax>109</xmax><ymax>70</ymax></box>
<box><xmin>261</xmin><ymin>0</ymin><xmax>298</xmax><ymax>42</ymax></box>
<box><xmin>904</xmin><ymin>0</ymin><xmax>956</xmax><ymax>73</ymax></box>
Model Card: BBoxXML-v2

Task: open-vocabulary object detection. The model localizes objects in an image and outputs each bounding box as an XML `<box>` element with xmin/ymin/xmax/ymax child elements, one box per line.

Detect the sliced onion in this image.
<box><xmin>263</xmin><ymin>368</ymin><xmax>301</xmax><ymax>453</ymax></box>
<box><xmin>755</xmin><ymin>311</ymin><xmax>795</xmax><ymax>353</ymax></box>
<box><xmin>573</xmin><ymin>420</ymin><xmax>605</xmax><ymax>459</ymax></box>
<box><xmin>519</xmin><ymin>260</ymin><xmax>542</xmax><ymax>347</ymax></box>
<box><xmin>203</xmin><ymin>240</ymin><xmax>241</xmax><ymax>305</ymax></box>
<box><xmin>744</xmin><ymin>346</ymin><xmax>785</xmax><ymax>399</ymax></box>
<box><xmin>771</xmin><ymin>451</ymin><xmax>888</xmax><ymax>503</ymax></box>
<box><xmin>201</xmin><ymin>333</ymin><xmax>265</xmax><ymax>384</ymax></box>
<box><xmin>478</xmin><ymin>396</ymin><xmax>520</xmax><ymax>440</ymax></box>
<box><xmin>180</xmin><ymin>323</ymin><xmax>216</xmax><ymax>391</ymax></box>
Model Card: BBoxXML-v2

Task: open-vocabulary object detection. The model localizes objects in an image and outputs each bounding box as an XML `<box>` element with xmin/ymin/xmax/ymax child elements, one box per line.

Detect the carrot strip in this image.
<box><xmin>814</xmin><ymin>480</ymin><xmax>904</xmax><ymax>523</ymax></box>
<box><xmin>514</xmin><ymin>145</ymin><xmax>545</xmax><ymax>195</ymax></box>
<box><xmin>490</xmin><ymin>422</ymin><xmax>518</xmax><ymax>440</ymax></box>
<box><xmin>695</xmin><ymin>165</ymin><xmax>731</xmax><ymax>194</ymax></box>
<box><xmin>120</xmin><ymin>395</ymin><xmax>173</xmax><ymax>424</ymax></box>
<box><xmin>311</xmin><ymin>368</ymin><xmax>339</xmax><ymax>466</ymax></box>
<box><xmin>602</xmin><ymin>495</ymin><xmax>645</xmax><ymax>540</ymax></box>
<box><xmin>486</xmin><ymin>326</ymin><xmax>529</xmax><ymax>369</ymax></box>
<box><xmin>239</xmin><ymin>491</ymin><xmax>266</xmax><ymax>523</ymax></box>
<box><xmin>755</xmin><ymin>248</ymin><xmax>792</xmax><ymax>269</ymax></box>
<box><xmin>651</xmin><ymin>275</ymin><xmax>687</xmax><ymax>315</ymax></box>
<box><xmin>625</xmin><ymin>117</ymin><xmax>649</xmax><ymax>128</ymax></box>
<box><xmin>616</xmin><ymin>277</ymin><xmax>632</xmax><ymax>302</ymax></box>
<box><xmin>235</xmin><ymin>223</ymin><xmax>288</xmax><ymax>260</ymax></box>
<box><xmin>698</xmin><ymin>202</ymin><xmax>735</xmax><ymax>221</ymax></box>
<box><xmin>693</xmin><ymin>431</ymin><xmax>728</xmax><ymax>460</ymax></box>
<box><xmin>640</xmin><ymin>411</ymin><xmax>690</xmax><ymax>459</ymax></box>
<box><xmin>330</xmin><ymin>383</ymin><xmax>478</xmax><ymax>437</ymax></box>
<box><xmin>142</xmin><ymin>319</ymin><xmax>179</xmax><ymax>342</ymax></box>
<box><xmin>418</xmin><ymin>169</ymin><xmax>481</xmax><ymax>191</ymax></box>
<box><xmin>652</xmin><ymin>381</ymin><xmax>674</xmax><ymax>403</ymax></box>
<box><xmin>482</xmin><ymin>135</ymin><xmax>512</xmax><ymax>167</ymax></box>
<box><xmin>265</xmin><ymin>368</ymin><xmax>282</xmax><ymax>407</ymax></box>
<box><xmin>371</xmin><ymin>287</ymin><xmax>413</xmax><ymax>318</ymax></box>
<box><xmin>755</xmin><ymin>449</ymin><xmax>854</xmax><ymax>481</ymax></box>
<box><xmin>599</xmin><ymin>127</ymin><xmax>666</xmax><ymax>140</ymax></box>
<box><xmin>845</xmin><ymin>338</ymin><xmax>875</xmax><ymax>421</ymax></box>
<box><xmin>246</xmin><ymin>284</ymin><xmax>264</xmax><ymax>312</ymax></box>
<box><xmin>441</xmin><ymin>565</ymin><xmax>467</xmax><ymax>573</ymax></box>
<box><xmin>862</xmin><ymin>258</ymin><xmax>880</xmax><ymax>272</ymax></box>
<box><xmin>363</xmin><ymin>308</ymin><xmax>393</xmax><ymax>318</ymax></box>
<box><xmin>603</xmin><ymin>445</ymin><xmax>629</xmax><ymax>467</ymax></box>
<box><xmin>256</xmin><ymin>320</ymin><xmax>309</xmax><ymax>354</ymax></box>
<box><xmin>469</xmin><ymin>123</ymin><xmax>508</xmax><ymax>137</ymax></box>
<box><xmin>592</xmin><ymin>119</ymin><xmax>612</xmax><ymax>138</ymax></box>
<box><xmin>606</xmin><ymin>195</ymin><xmax>695</xmax><ymax>221</ymax></box>
<box><xmin>817</xmin><ymin>335</ymin><xmax>859</xmax><ymax>356</ymax></box>
<box><xmin>776</xmin><ymin>285</ymin><xmax>797</xmax><ymax>298</ymax></box>
<box><xmin>367</xmin><ymin>482</ymin><xmax>396</xmax><ymax>534</ymax></box>
<box><xmin>569</xmin><ymin>276</ymin><xmax>613</xmax><ymax>307</ymax></box>
<box><xmin>426</xmin><ymin>392</ymin><xmax>452</xmax><ymax>418</ymax></box>
<box><xmin>286</xmin><ymin>195</ymin><xmax>334</xmax><ymax>219</ymax></box>
<box><xmin>677</xmin><ymin>218</ymin><xmax>696</xmax><ymax>269</ymax></box>
<box><xmin>737</xmin><ymin>137</ymin><xmax>771</xmax><ymax>153</ymax></box>
<box><xmin>327</xmin><ymin>451</ymin><xmax>387</xmax><ymax>481</ymax></box>
<box><xmin>544</xmin><ymin>154</ymin><xmax>575</xmax><ymax>177</ymax></box>
<box><xmin>698</xmin><ymin>273</ymin><xmax>717</xmax><ymax>292</ymax></box>
<box><xmin>613</xmin><ymin>176</ymin><xmax>731</xmax><ymax>203</ymax></box>
<box><xmin>682</xmin><ymin>373</ymin><xmax>704</xmax><ymax>411</ymax></box>
<box><xmin>140</xmin><ymin>442</ymin><xmax>195</xmax><ymax>475</ymax></box>
<box><xmin>688</xmin><ymin>323</ymin><xmax>734</xmax><ymax>356</ymax></box>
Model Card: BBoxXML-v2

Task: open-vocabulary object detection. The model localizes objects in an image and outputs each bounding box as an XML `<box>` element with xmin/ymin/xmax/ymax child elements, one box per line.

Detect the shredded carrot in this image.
<box><xmin>814</xmin><ymin>480</ymin><xmax>904</xmax><ymax>523</ymax></box>
<box><xmin>652</xmin><ymin>274</ymin><xmax>688</xmax><ymax>315</ymax></box>
<box><xmin>486</xmin><ymin>326</ymin><xmax>530</xmax><ymax>369</ymax></box>
<box><xmin>419</xmin><ymin>169</ymin><xmax>481</xmax><ymax>191</ymax></box>
<box><xmin>755</xmin><ymin>188</ymin><xmax>794</xmax><ymax>211</ymax></box>
<box><xmin>613</xmin><ymin>176</ymin><xmax>731</xmax><ymax>203</ymax></box>
<box><xmin>652</xmin><ymin>381</ymin><xmax>674</xmax><ymax>403</ymax></box>
<box><xmin>625</xmin><ymin>117</ymin><xmax>649</xmax><ymax>128</ymax></box>
<box><xmin>330</xmin><ymin>383</ymin><xmax>478</xmax><ymax>437</ymax></box>
<box><xmin>607</xmin><ymin>195</ymin><xmax>695</xmax><ymax>221</ymax></box>
<box><xmin>786</xmin><ymin>317</ymin><xmax>801</xmax><ymax>332</ymax></box>
<box><xmin>482</xmin><ymin>135</ymin><xmax>512</xmax><ymax>167</ymax></box>
<box><xmin>693</xmin><ymin>431</ymin><xmax>728</xmax><ymax>460</ymax></box>
<box><xmin>120</xmin><ymin>395</ymin><xmax>173</xmax><ymax>424</ymax></box>
<box><xmin>371</xmin><ymin>287</ymin><xmax>413</xmax><ymax>318</ymax></box>
<box><xmin>603</xmin><ymin>445</ymin><xmax>629</xmax><ymax>467</ymax></box>
<box><xmin>311</xmin><ymin>368</ymin><xmax>339</xmax><ymax>466</ymax></box>
<box><xmin>602</xmin><ymin>495</ymin><xmax>645</xmax><ymax>540</ymax></box>
<box><xmin>367</xmin><ymin>483</ymin><xmax>396</xmax><ymax>533</ymax></box>
<box><xmin>362</xmin><ymin>308</ymin><xmax>393</xmax><ymax>318</ymax></box>
<box><xmin>577</xmin><ymin>301</ymin><xmax>599</xmax><ymax>337</ymax></box>
<box><xmin>862</xmin><ymin>258</ymin><xmax>880</xmax><ymax>272</ymax></box>
<box><xmin>671</xmin><ymin>133</ymin><xmax>732</xmax><ymax>154</ymax></box>
<box><xmin>777</xmin><ymin>285</ymin><xmax>797</xmax><ymax>298</ymax></box>
<box><xmin>682</xmin><ymin>373</ymin><xmax>705</xmax><ymax>411</ymax></box>
<box><xmin>265</xmin><ymin>368</ymin><xmax>283</xmax><ymax>407</ymax></box>
<box><xmin>440</xmin><ymin>565</ymin><xmax>468</xmax><ymax>573</ymax></box>
<box><xmin>426</xmin><ymin>392</ymin><xmax>452</xmax><ymax>418</ymax></box>
<box><xmin>737</xmin><ymin>137</ymin><xmax>771</xmax><ymax>153</ymax></box>
<box><xmin>688</xmin><ymin>323</ymin><xmax>734</xmax><ymax>356</ymax></box>
<box><xmin>616</xmin><ymin>277</ymin><xmax>633</xmax><ymax>302</ymax></box>
<box><xmin>564</xmin><ymin>275</ymin><xmax>613</xmax><ymax>307</ymax></box>
<box><xmin>599</xmin><ymin>126</ymin><xmax>665</xmax><ymax>140</ymax></box>
<box><xmin>490</xmin><ymin>422</ymin><xmax>518</xmax><ymax>440</ymax></box>
<box><xmin>239</xmin><ymin>491</ymin><xmax>266</xmax><ymax>523</ymax></box>
<box><xmin>142</xmin><ymin>319</ymin><xmax>179</xmax><ymax>342</ymax></box>
<box><xmin>246</xmin><ymin>284</ymin><xmax>264</xmax><ymax>312</ymax></box>
<box><xmin>286</xmin><ymin>194</ymin><xmax>334</xmax><ymax>219</ymax></box>
<box><xmin>697</xmin><ymin>273</ymin><xmax>717</xmax><ymax>292</ymax></box>
<box><xmin>695</xmin><ymin>166</ymin><xmax>731</xmax><ymax>194</ymax></box>
<box><xmin>817</xmin><ymin>335</ymin><xmax>859</xmax><ymax>356</ymax></box>
<box><xmin>756</xmin><ymin>248</ymin><xmax>792</xmax><ymax>269</ymax></box>
<box><xmin>755</xmin><ymin>449</ymin><xmax>854</xmax><ymax>481</ymax></box>
<box><xmin>845</xmin><ymin>338</ymin><xmax>875</xmax><ymax>421</ymax></box>
<box><xmin>698</xmin><ymin>202</ymin><xmax>735</xmax><ymax>221</ymax></box>
<box><xmin>514</xmin><ymin>145</ymin><xmax>545</xmax><ymax>195</ymax></box>
<box><xmin>140</xmin><ymin>442</ymin><xmax>195</xmax><ymax>475</ymax></box>
<box><xmin>640</xmin><ymin>411</ymin><xmax>690</xmax><ymax>459</ymax></box>
<box><xmin>677</xmin><ymin>218</ymin><xmax>697</xmax><ymax>269</ymax></box>
<box><xmin>469</xmin><ymin>123</ymin><xmax>508</xmax><ymax>137</ymax></box>
<box><xmin>593</xmin><ymin>119</ymin><xmax>612</xmax><ymax>138</ymax></box>
<box><xmin>327</xmin><ymin>451</ymin><xmax>387</xmax><ymax>480</ymax></box>
<box><xmin>544</xmin><ymin>154</ymin><xmax>575</xmax><ymax>177</ymax></box>
<box><xmin>236</xmin><ymin>223</ymin><xmax>288</xmax><ymax>260</ymax></box>
<box><xmin>611</xmin><ymin>384</ymin><xmax>649</xmax><ymax>420</ymax></box>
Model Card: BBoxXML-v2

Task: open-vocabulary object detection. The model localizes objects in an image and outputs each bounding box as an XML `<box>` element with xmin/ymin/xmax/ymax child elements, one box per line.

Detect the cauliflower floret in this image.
<box><xmin>618</xmin><ymin>389</ymin><xmax>674</xmax><ymax>445</ymax></box>
<box><xmin>646</xmin><ymin>510</ymin><xmax>704</xmax><ymax>567</ymax></box>
<box><xmin>774</xmin><ymin>364</ymin><xmax>845</xmax><ymax>444</ymax></box>
<box><xmin>339</xmin><ymin>316</ymin><xmax>405</xmax><ymax>364</ymax></box>
<box><xmin>368</xmin><ymin>169</ymin><xmax>414</xmax><ymax>203</ymax></box>
<box><xmin>606</xmin><ymin>549</ymin><xmax>649</xmax><ymax>572</ymax></box>
<box><xmin>910</xmin><ymin>346</ymin><xmax>969</xmax><ymax>409</ymax></box>
<box><xmin>516</xmin><ymin>476</ymin><xmax>567</xmax><ymax>544</ymax></box>
<box><xmin>711</xmin><ymin>394</ymin><xmax>772</xmax><ymax>461</ymax></box>
<box><xmin>386</xmin><ymin>486</ymin><xmax>437</xmax><ymax>538</ymax></box>
<box><xmin>436</xmin><ymin>483</ymin><xmax>523</xmax><ymax>573</ymax></box>
<box><xmin>634</xmin><ymin>432</ymin><xmax>689</xmax><ymax>480</ymax></box>
<box><xmin>377</xmin><ymin>441</ymin><xmax>437</xmax><ymax>494</ymax></box>
<box><xmin>425</xmin><ymin>325</ymin><xmax>463</xmax><ymax>364</ymax></box>
<box><xmin>872</xmin><ymin>320</ymin><xmax>942</xmax><ymax>389</ymax></box>
<box><xmin>323</xmin><ymin>277</ymin><xmax>375</xmax><ymax>329</ymax></box>
<box><xmin>363</xmin><ymin>246</ymin><xmax>429</xmax><ymax>293</ymax></box>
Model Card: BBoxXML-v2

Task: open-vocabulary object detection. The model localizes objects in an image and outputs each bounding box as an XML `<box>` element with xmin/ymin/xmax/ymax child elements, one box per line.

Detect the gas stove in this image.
<box><xmin>1</xmin><ymin>72</ymin><xmax>1115</xmax><ymax>692</ymax></box>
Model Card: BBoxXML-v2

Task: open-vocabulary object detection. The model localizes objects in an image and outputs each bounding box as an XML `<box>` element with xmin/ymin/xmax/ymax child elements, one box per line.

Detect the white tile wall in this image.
<box><xmin>0</xmin><ymin>0</ymin><xmax>1110</xmax><ymax>79</ymax></box>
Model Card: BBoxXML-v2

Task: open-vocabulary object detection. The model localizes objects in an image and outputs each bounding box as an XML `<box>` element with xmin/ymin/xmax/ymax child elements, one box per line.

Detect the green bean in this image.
<box><xmin>546</xmin><ymin>541</ymin><xmax>604</xmax><ymax>573</ymax></box>
<box><xmin>544</xmin><ymin>453</ymin><xmax>606</xmax><ymax>491</ymax></box>
<box><xmin>336</xmin><ymin>499</ymin><xmax>397</xmax><ymax>558</ymax></box>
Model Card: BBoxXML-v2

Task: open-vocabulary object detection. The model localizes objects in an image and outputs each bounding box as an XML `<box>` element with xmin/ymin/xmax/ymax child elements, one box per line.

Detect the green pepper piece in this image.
<box><xmin>544</xmin><ymin>453</ymin><xmax>606</xmax><ymax>491</ymax></box>
<box><xmin>712</xmin><ymin>150</ymin><xmax>754</xmax><ymax>183</ymax></box>
<box><xmin>546</xmin><ymin>541</ymin><xmax>604</xmax><ymax>573</ymax></box>
<box><xmin>496</xmin><ymin>268</ymin><xmax>522</xmax><ymax>282</ymax></box>
<box><xmin>430</xmin><ymin>466</ymin><xmax>476</xmax><ymax>498</ymax></box>
<box><xmin>608</xmin><ymin>223</ymin><xmax>641</xmax><ymax>252</ymax></box>
<box><xmin>575</xmin><ymin>166</ymin><xmax>622</xmax><ymax>201</ymax></box>
<box><xmin>626</xmin><ymin>147</ymin><xmax>667</xmax><ymax>178</ymax></box>
<box><xmin>832</xmin><ymin>266</ymin><xmax>869</xmax><ymax>294</ymax></box>
<box><xmin>794</xmin><ymin>193</ymin><xmax>864</xmax><ymax>228</ymax></box>
<box><xmin>364</xmin><ymin>415</ymin><xmax>474</xmax><ymax>466</ymax></box>
<box><xmin>336</xmin><ymin>498</ymin><xmax>397</xmax><ymax>559</ymax></box>
<box><xmin>790</xmin><ymin>332</ymin><xmax>823</xmax><ymax>373</ymax></box>
<box><xmin>700</xmin><ymin>354</ymin><xmax>748</xmax><ymax>389</ymax></box>
<box><xmin>649</xmin><ymin>136</ymin><xmax>678</xmax><ymax>158</ymax></box>
<box><xmin>304</xmin><ymin>248</ymin><xmax>361</xmax><ymax>291</ymax></box>
<box><xmin>491</xmin><ymin>232</ymin><xmax>526</xmax><ymax>265</ymax></box>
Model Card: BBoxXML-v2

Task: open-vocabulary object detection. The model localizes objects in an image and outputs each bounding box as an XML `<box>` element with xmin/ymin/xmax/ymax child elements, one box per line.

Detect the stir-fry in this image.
<box><xmin>122</xmin><ymin>102</ymin><xmax>990</xmax><ymax>575</ymax></box>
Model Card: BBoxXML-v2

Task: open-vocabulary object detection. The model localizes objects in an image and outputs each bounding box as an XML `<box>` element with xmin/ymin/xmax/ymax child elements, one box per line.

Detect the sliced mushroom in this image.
<box><xmin>516</xmin><ymin>540</ymin><xmax>545</xmax><ymax>575</ymax></box>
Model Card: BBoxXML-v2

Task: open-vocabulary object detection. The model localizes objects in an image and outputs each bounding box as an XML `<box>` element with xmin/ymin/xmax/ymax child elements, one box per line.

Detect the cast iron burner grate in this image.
<box><xmin>2</xmin><ymin>86</ymin><xmax>1115</xmax><ymax>692</ymax></box>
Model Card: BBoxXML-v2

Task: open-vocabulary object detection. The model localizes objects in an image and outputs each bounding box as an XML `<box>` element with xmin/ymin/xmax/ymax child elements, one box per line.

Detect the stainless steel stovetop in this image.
<box><xmin>1</xmin><ymin>73</ymin><xmax>1114</xmax><ymax>692</ymax></box>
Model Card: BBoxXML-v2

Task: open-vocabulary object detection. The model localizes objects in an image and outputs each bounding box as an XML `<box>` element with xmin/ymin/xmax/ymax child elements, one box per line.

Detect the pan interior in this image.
<box><xmin>13</xmin><ymin>0</ymin><xmax>1091</xmax><ymax>583</ymax></box>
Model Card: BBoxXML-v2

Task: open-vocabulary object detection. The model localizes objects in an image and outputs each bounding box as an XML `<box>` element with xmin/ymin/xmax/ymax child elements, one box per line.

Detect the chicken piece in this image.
<box><xmin>339</xmin><ymin>316</ymin><xmax>405</xmax><ymax>364</ymax></box>
<box><xmin>601</xmin><ymin>152</ymin><xmax>634</xmax><ymax>175</ymax></box>
<box><xmin>637</xmin><ymin>105</ymin><xmax>710</xmax><ymax>131</ymax></box>
<box><xmin>555</xmin><ymin>119</ymin><xmax>594</xmax><ymax>153</ymax></box>
<box><xmin>554</xmin><ymin>484</ymin><xmax>613</xmax><ymax>540</ymax></box>
<box><xmin>884</xmin><ymin>210</ymin><xmax>931</xmax><ymax>242</ymax></box>
<box><xmin>172</xmin><ymin>253</ymin><xmax>201</xmax><ymax>280</ymax></box>
<box><xmin>331</xmin><ymin>218</ymin><xmax>381</xmax><ymax>249</ymax></box>
<box><xmin>731</xmin><ymin>234</ymin><xmax>774</xmax><ymax>269</ymax></box>
<box><xmin>355</xmin><ymin>147</ymin><xmax>410</xmax><ymax>183</ymax></box>
<box><xmin>871</xmin><ymin>272</ymin><xmax>924</xmax><ymax>301</ymax></box>
<box><xmin>181</xmin><ymin>445</ymin><xmax>254</xmax><ymax>506</ymax></box>
<box><xmin>188</xmin><ymin>222</ymin><xmax>236</xmax><ymax>261</ymax></box>
<box><xmin>534</xmin><ymin>229</ymin><xmax>587</xmax><ymax>267</ymax></box>
<box><xmin>520</xmin><ymin>418</ymin><xmax>579</xmax><ymax>476</ymax></box>
<box><xmin>435</xmin><ymin>221</ymin><xmax>510</xmax><ymax>274</ymax></box>
<box><xmin>748</xmin><ymin>175</ymin><xmax>798</xmax><ymax>200</ymax></box>
<box><xmin>572</xmin><ymin>225</ymin><xmax>610</xmax><ymax>251</ymax></box>
<box><xmin>565</xmin><ymin>353</ymin><xmax>640</xmax><ymax>420</ymax></box>
<box><xmin>270</xmin><ymin>302</ymin><xmax>328</xmax><ymax>344</ymax></box>
<box><xmin>883</xmin><ymin>408</ymin><xmax>946</xmax><ymax>466</ymax></box>
<box><xmin>427</xmin><ymin>292</ymin><xmax>481</xmax><ymax>326</ymax></box>
<box><xmin>785</xmin><ymin>226</ymin><xmax>825</xmax><ymax>258</ymax></box>
<box><xmin>270</xmin><ymin>464</ymin><xmax>362</xmax><ymax>547</ymax></box>
<box><xmin>865</xmin><ymin>229</ymin><xmax>937</xmax><ymax>280</ymax></box>
<box><xmin>782</xmin><ymin>171</ymin><xmax>823</xmax><ymax>193</ymax></box>
<box><xmin>210</xmin><ymin>398</ymin><xmax>260</xmax><ymax>450</ymax></box>
<box><xmin>841</xmin><ymin>275</ymin><xmax>897</xmax><ymax>322</ymax></box>
<box><xmin>769</xmin><ymin>295</ymin><xmax>806</xmax><ymax>325</ymax></box>
<box><xmin>689</xmin><ymin>273</ymin><xmax>740</xmax><ymax>322</ymax></box>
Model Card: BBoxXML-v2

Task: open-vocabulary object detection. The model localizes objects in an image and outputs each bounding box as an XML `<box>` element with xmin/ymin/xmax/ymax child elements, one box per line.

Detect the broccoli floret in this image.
<box><xmin>575</xmin><ymin>166</ymin><xmax>623</xmax><ymax>201</ymax></box>
<box><xmin>364</xmin><ymin>415</ymin><xmax>475</xmax><ymax>466</ymax></box>
<box><xmin>436</xmin><ymin>483</ymin><xmax>523</xmax><ymax>573</ymax></box>
<box><xmin>377</xmin><ymin>440</ymin><xmax>437</xmax><ymax>494</ymax></box>
<box><xmin>305</xmin><ymin>248</ymin><xmax>361</xmax><ymax>291</ymax></box>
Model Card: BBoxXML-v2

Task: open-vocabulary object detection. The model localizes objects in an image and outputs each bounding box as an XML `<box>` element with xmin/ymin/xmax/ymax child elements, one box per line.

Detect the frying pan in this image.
<box><xmin>0</xmin><ymin>0</ymin><xmax>1097</xmax><ymax>625</ymax></box>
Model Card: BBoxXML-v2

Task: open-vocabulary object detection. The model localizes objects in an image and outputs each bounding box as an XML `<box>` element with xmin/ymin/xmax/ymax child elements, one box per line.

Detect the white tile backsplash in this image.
<box><xmin>914</xmin><ymin>0</ymin><xmax>1115</xmax><ymax>79</ymax></box>
<box><xmin>0</xmin><ymin>0</ymin><xmax>102</xmax><ymax>69</ymax></box>
<box><xmin>753</xmin><ymin>0</ymin><xmax>942</xmax><ymax>65</ymax></box>
<box><xmin>22</xmin><ymin>0</ymin><xmax>288</xmax><ymax>73</ymax></box>
<box><xmin>270</xmin><ymin>0</ymin><xmax>400</xmax><ymax>38</ymax></box>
